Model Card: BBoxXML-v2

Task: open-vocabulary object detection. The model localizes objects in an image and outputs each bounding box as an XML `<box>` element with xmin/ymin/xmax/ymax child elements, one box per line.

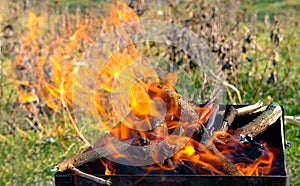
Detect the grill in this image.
<box><xmin>54</xmin><ymin>105</ymin><xmax>289</xmax><ymax>186</ymax></box>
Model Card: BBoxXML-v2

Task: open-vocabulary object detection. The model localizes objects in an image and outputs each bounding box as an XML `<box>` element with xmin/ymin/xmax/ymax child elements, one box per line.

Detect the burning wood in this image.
<box><xmin>54</xmin><ymin>84</ymin><xmax>282</xmax><ymax>184</ymax></box>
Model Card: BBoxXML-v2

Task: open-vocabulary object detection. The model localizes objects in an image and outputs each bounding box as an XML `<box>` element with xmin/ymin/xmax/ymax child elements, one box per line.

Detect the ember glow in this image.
<box><xmin>213</xmin><ymin>132</ymin><xmax>277</xmax><ymax>176</ymax></box>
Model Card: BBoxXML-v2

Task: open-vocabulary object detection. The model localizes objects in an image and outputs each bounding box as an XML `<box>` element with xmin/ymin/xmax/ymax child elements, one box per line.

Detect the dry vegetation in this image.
<box><xmin>0</xmin><ymin>0</ymin><xmax>299</xmax><ymax>185</ymax></box>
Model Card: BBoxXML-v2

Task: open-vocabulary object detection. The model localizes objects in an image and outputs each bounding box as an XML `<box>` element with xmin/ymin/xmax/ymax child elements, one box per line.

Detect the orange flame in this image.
<box><xmin>108</xmin><ymin>0</ymin><xmax>140</xmax><ymax>27</ymax></box>
<box><xmin>214</xmin><ymin>131</ymin><xmax>278</xmax><ymax>176</ymax></box>
<box><xmin>100</xmin><ymin>159</ymin><xmax>116</xmax><ymax>175</ymax></box>
<box><xmin>234</xmin><ymin>144</ymin><xmax>276</xmax><ymax>176</ymax></box>
<box><xmin>14</xmin><ymin>10</ymin><xmax>94</xmax><ymax>111</ymax></box>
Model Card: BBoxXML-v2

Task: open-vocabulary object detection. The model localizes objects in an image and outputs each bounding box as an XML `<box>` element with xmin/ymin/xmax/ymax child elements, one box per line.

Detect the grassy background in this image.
<box><xmin>0</xmin><ymin>0</ymin><xmax>299</xmax><ymax>185</ymax></box>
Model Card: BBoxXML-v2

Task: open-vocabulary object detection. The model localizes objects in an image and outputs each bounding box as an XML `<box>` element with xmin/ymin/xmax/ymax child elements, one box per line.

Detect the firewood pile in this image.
<box><xmin>54</xmin><ymin>84</ymin><xmax>283</xmax><ymax>185</ymax></box>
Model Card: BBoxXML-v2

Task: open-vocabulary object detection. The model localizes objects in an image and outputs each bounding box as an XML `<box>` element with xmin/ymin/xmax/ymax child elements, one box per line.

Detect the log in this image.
<box><xmin>151</xmin><ymin>86</ymin><xmax>239</xmax><ymax>176</ymax></box>
<box><xmin>205</xmin><ymin>101</ymin><xmax>268</xmax><ymax>135</ymax></box>
<box><xmin>218</xmin><ymin>101</ymin><xmax>270</xmax><ymax>132</ymax></box>
<box><xmin>220</xmin><ymin>106</ymin><xmax>237</xmax><ymax>131</ymax></box>
<box><xmin>233</xmin><ymin>102</ymin><xmax>282</xmax><ymax>140</ymax></box>
<box><xmin>221</xmin><ymin>101</ymin><xmax>268</xmax><ymax>131</ymax></box>
<box><xmin>200</xmin><ymin>125</ymin><xmax>242</xmax><ymax>175</ymax></box>
<box><xmin>165</xmin><ymin>89</ymin><xmax>242</xmax><ymax>176</ymax></box>
<box><xmin>55</xmin><ymin>137</ymin><xmax>128</xmax><ymax>185</ymax></box>
<box><xmin>148</xmin><ymin>84</ymin><xmax>199</xmax><ymax>124</ymax></box>
<box><xmin>206</xmin><ymin>144</ymin><xmax>242</xmax><ymax>175</ymax></box>
<box><xmin>56</xmin><ymin>138</ymin><xmax>134</xmax><ymax>172</ymax></box>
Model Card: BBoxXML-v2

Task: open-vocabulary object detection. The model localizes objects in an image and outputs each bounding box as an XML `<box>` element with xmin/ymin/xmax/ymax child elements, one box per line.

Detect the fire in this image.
<box><xmin>213</xmin><ymin>131</ymin><xmax>277</xmax><ymax>176</ymax></box>
<box><xmin>14</xmin><ymin>0</ymin><xmax>149</xmax><ymax>124</ymax></box>
<box><xmin>234</xmin><ymin>144</ymin><xmax>276</xmax><ymax>176</ymax></box>
<box><xmin>108</xmin><ymin>0</ymin><xmax>140</xmax><ymax>27</ymax></box>
<box><xmin>14</xmin><ymin>0</ymin><xmax>280</xmax><ymax>178</ymax></box>
<box><xmin>176</xmin><ymin>141</ymin><xmax>196</xmax><ymax>157</ymax></box>
<box><xmin>173</xmin><ymin>139</ymin><xmax>228</xmax><ymax>175</ymax></box>
<box><xmin>161</xmin><ymin>131</ymin><xmax>278</xmax><ymax>176</ymax></box>
<box><xmin>129</xmin><ymin>82</ymin><xmax>152</xmax><ymax>116</ymax></box>
<box><xmin>101</xmin><ymin>159</ymin><xmax>116</xmax><ymax>175</ymax></box>
<box><xmin>14</xmin><ymin>10</ymin><xmax>94</xmax><ymax>111</ymax></box>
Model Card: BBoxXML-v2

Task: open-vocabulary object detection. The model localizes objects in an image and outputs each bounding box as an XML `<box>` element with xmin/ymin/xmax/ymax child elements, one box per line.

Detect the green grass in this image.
<box><xmin>0</xmin><ymin>116</ymin><xmax>84</xmax><ymax>185</ymax></box>
<box><xmin>285</xmin><ymin>121</ymin><xmax>300</xmax><ymax>185</ymax></box>
<box><xmin>241</xmin><ymin>0</ymin><xmax>300</xmax><ymax>21</ymax></box>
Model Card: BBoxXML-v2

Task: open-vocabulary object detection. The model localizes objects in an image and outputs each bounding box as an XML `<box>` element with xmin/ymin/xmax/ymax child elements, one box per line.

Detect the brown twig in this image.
<box><xmin>209</xmin><ymin>70</ymin><xmax>243</xmax><ymax>104</ymax></box>
<box><xmin>206</xmin><ymin>89</ymin><xmax>223</xmax><ymax>105</ymax></box>
<box><xmin>60</xmin><ymin>78</ymin><xmax>90</xmax><ymax>146</ymax></box>
<box><xmin>285</xmin><ymin>116</ymin><xmax>300</xmax><ymax>125</ymax></box>
<box><xmin>0</xmin><ymin>133</ymin><xmax>7</xmax><ymax>143</ymax></box>
<box><xmin>69</xmin><ymin>165</ymin><xmax>112</xmax><ymax>185</ymax></box>
<box><xmin>235</xmin><ymin>100</ymin><xmax>265</xmax><ymax>116</ymax></box>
